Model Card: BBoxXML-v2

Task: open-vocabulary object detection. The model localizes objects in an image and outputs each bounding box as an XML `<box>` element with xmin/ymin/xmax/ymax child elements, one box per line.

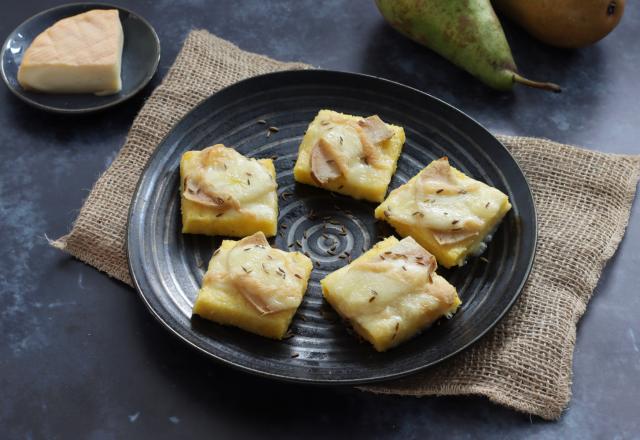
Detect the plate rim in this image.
<box><xmin>127</xmin><ymin>69</ymin><xmax>538</xmax><ymax>385</ymax></box>
<box><xmin>0</xmin><ymin>2</ymin><xmax>161</xmax><ymax>114</ymax></box>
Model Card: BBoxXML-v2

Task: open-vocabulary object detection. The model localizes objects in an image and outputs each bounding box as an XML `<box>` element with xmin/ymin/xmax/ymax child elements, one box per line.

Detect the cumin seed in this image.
<box><xmin>257</xmin><ymin>119</ymin><xmax>267</xmax><ymax>125</ymax></box>
<box><xmin>216</xmin><ymin>212</ymin><xmax>224</xmax><ymax>217</ymax></box>
<box><xmin>452</xmin><ymin>220</ymin><xmax>459</xmax><ymax>225</ymax></box>
<box><xmin>294</xmin><ymin>273</ymin><xmax>303</xmax><ymax>279</ymax></box>
<box><xmin>291</xmin><ymin>353</ymin><xmax>299</xmax><ymax>358</ymax></box>
<box><xmin>268</xmin><ymin>126</ymin><xmax>279</xmax><ymax>133</ymax></box>
<box><xmin>436</xmin><ymin>189</ymin><xmax>444</xmax><ymax>194</ymax></box>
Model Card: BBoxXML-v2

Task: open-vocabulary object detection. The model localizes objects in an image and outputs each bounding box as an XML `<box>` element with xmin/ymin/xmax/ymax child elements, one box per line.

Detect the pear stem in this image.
<box><xmin>513</xmin><ymin>73</ymin><xmax>562</xmax><ymax>93</ymax></box>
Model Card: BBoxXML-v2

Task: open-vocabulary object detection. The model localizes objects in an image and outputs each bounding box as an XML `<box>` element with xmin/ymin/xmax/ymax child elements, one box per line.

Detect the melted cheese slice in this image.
<box><xmin>309</xmin><ymin>113</ymin><xmax>395</xmax><ymax>186</ymax></box>
<box><xmin>325</xmin><ymin>237</ymin><xmax>452</xmax><ymax>318</ymax></box>
<box><xmin>387</xmin><ymin>158</ymin><xmax>507</xmax><ymax>244</ymax></box>
<box><xmin>17</xmin><ymin>9</ymin><xmax>124</xmax><ymax>95</ymax></box>
<box><xmin>226</xmin><ymin>233</ymin><xmax>308</xmax><ymax>315</ymax></box>
<box><xmin>183</xmin><ymin>144</ymin><xmax>277</xmax><ymax>219</ymax></box>
<box><xmin>322</xmin><ymin>236</ymin><xmax>460</xmax><ymax>351</ymax></box>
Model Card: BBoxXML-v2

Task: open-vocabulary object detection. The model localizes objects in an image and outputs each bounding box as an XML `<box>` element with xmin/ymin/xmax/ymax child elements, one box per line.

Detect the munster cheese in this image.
<box><xmin>17</xmin><ymin>9</ymin><xmax>124</xmax><ymax>95</ymax></box>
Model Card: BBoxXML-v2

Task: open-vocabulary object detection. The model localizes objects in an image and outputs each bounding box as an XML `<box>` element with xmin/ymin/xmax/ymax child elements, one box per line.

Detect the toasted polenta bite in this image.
<box><xmin>321</xmin><ymin>236</ymin><xmax>460</xmax><ymax>352</ymax></box>
<box><xmin>192</xmin><ymin>232</ymin><xmax>313</xmax><ymax>339</ymax></box>
<box><xmin>180</xmin><ymin>144</ymin><xmax>278</xmax><ymax>237</ymax></box>
<box><xmin>375</xmin><ymin>157</ymin><xmax>511</xmax><ymax>268</ymax></box>
<box><xmin>293</xmin><ymin>110</ymin><xmax>405</xmax><ymax>202</ymax></box>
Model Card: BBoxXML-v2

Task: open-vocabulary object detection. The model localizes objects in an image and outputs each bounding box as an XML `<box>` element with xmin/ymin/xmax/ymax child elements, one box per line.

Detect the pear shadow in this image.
<box><xmin>357</xmin><ymin>19</ymin><xmax>606</xmax><ymax>139</ymax></box>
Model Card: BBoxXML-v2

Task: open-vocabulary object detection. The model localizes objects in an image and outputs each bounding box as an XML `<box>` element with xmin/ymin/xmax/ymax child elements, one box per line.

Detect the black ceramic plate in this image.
<box><xmin>1</xmin><ymin>3</ymin><xmax>160</xmax><ymax>113</ymax></box>
<box><xmin>128</xmin><ymin>70</ymin><xmax>536</xmax><ymax>384</ymax></box>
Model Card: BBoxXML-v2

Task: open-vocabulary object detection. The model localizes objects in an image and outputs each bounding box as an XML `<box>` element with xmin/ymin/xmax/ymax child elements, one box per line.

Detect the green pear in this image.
<box><xmin>375</xmin><ymin>0</ymin><xmax>560</xmax><ymax>92</ymax></box>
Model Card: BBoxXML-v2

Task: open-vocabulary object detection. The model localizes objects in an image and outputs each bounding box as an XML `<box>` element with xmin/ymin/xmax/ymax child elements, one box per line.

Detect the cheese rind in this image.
<box><xmin>180</xmin><ymin>144</ymin><xmax>279</xmax><ymax>237</ymax></box>
<box><xmin>293</xmin><ymin>110</ymin><xmax>405</xmax><ymax>202</ymax></box>
<box><xmin>17</xmin><ymin>9</ymin><xmax>124</xmax><ymax>95</ymax></box>
<box><xmin>192</xmin><ymin>232</ymin><xmax>313</xmax><ymax>339</ymax></box>
<box><xmin>321</xmin><ymin>236</ymin><xmax>460</xmax><ymax>352</ymax></box>
<box><xmin>375</xmin><ymin>158</ymin><xmax>511</xmax><ymax>268</ymax></box>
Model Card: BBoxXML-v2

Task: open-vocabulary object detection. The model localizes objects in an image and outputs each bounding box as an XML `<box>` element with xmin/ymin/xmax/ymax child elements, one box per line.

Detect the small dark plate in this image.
<box><xmin>128</xmin><ymin>70</ymin><xmax>537</xmax><ymax>384</ymax></box>
<box><xmin>1</xmin><ymin>3</ymin><xmax>160</xmax><ymax>114</ymax></box>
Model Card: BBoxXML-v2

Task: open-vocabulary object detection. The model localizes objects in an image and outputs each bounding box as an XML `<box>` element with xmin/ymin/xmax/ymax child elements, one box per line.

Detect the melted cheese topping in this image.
<box><xmin>385</xmin><ymin>158</ymin><xmax>507</xmax><ymax>244</ymax></box>
<box><xmin>324</xmin><ymin>237</ymin><xmax>456</xmax><ymax>323</ymax></box>
<box><xmin>204</xmin><ymin>232</ymin><xmax>309</xmax><ymax>315</ymax></box>
<box><xmin>183</xmin><ymin>144</ymin><xmax>277</xmax><ymax>219</ymax></box>
<box><xmin>309</xmin><ymin>113</ymin><xmax>395</xmax><ymax>186</ymax></box>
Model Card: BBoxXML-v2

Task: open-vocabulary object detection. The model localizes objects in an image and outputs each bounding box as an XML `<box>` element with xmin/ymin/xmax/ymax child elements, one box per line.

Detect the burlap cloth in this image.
<box><xmin>52</xmin><ymin>30</ymin><xmax>640</xmax><ymax>420</ymax></box>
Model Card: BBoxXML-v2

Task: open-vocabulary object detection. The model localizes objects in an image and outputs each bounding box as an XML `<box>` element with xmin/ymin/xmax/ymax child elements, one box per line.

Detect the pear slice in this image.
<box><xmin>310</xmin><ymin>138</ymin><xmax>343</xmax><ymax>184</ymax></box>
<box><xmin>358</xmin><ymin>115</ymin><xmax>394</xmax><ymax>144</ymax></box>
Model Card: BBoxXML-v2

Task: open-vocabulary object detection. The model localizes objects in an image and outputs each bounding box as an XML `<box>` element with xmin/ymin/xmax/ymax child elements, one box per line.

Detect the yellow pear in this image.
<box><xmin>493</xmin><ymin>0</ymin><xmax>625</xmax><ymax>48</ymax></box>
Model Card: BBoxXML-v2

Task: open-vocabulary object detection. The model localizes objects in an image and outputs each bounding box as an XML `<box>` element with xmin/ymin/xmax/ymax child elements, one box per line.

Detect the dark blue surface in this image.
<box><xmin>0</xmin><ymin>1</ymin><xmax>638</xmax><ymax>438</ymax></box>
<box><xmin>1</xmin><ymin>2</ymin><xmax>160</xmax><ymax>113</ymax></box>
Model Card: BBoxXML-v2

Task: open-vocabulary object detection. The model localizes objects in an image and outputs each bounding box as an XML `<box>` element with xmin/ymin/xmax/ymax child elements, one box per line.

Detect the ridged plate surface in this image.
<box><xmin>128</xmin><ymin>70</ymin><xmax>536</xmax><ymax>384</ymax></box>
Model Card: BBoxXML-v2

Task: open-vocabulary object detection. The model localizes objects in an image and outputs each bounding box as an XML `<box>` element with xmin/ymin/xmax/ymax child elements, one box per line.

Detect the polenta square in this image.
<box><xmin>192</xmin><ymin>232</ymin><xmax>313</xmax><ymax>339</ymax></box>
<box><xmin>293</xmin><ymin>110</ymin><xmax>405</xmax><ymax>202</ymax></box>
<box><xmin>321</xmin><ymin>236</ymin><xmax>460</xmax><ymax>352</ymax></box>
<box><xmin>180</xmin><ymin>144</ymin><xmax>278</xmax><ymax>237</ymax></box>
<box><xmin>374</xmin><ymin>157</ymin><xmax>511</xmax><ymax>268</ymax></box>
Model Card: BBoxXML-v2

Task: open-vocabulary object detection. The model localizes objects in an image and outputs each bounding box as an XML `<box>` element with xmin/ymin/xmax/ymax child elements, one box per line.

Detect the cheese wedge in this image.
<box><xmin>192</xmin><ymin>232</ymin><xmax>313</xmax><ymax>339</ymax></box>
<box><xmin>18</xmin><ymin>9</ymin><xmax>124</xmax><ymax>95</ymax></box>
<box><xmin>375</xmin><ymin>157</ymin><xmax>512</xmax><ymax>268</ymax></box>
<box><xmin>321</xmin><ymin>236</ymin><xmax>460</xmax><ymax>352</ymax></box>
